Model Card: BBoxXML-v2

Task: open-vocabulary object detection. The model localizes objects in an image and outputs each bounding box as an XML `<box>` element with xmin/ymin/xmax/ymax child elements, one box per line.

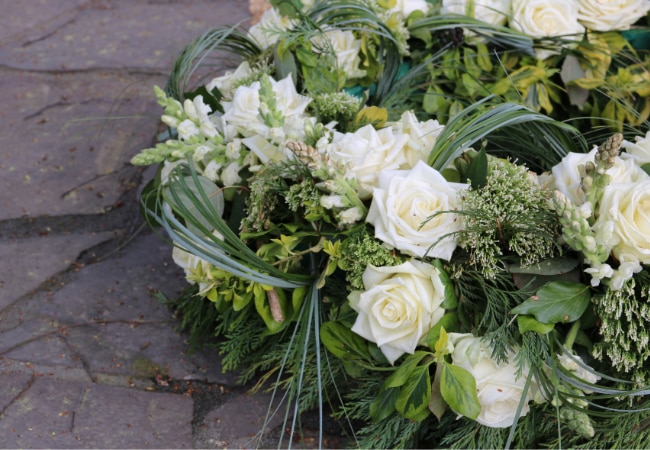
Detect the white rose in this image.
<box><xmin>510</xmin><ymin>0</ymin><xmax>585</xmax><ymax>60</ymax></box>
<box><xmin>551</xmin><ymin>148</ymin><xmax>648</xmax><ymax>206</ymax></box>
<box><xmin>206</xmin><ymin>61</ymin><xmax>253</xmax><ymax>98</ymax></box>
<box><xmin>389</xmin><ymin>0</ymin><xmax>432</xmax><ymax>18</ymax></box>
<box><xmin>349</xmin><ymin>260</ymin><xmax>447</xmax><ymax>364</ymax></box>
<box><xmin>326</xmin><ymin>125</ymin><xmax>409</xmax><ymax>199</ymax></box>
<box><xmin>594</xmin><ymin>178</ymin><xmax>650</xmax><ymax>265</ymax></box>
<box><xmin>247</xmin><ymin>7</ymin><xmax>293</xmax><ymax>49</ymax></box>
<box><xmin>391</xmin><ymin>111</ymin><xmax>444</xmax><ymax>168</ymax></box>
<box><xmin>312</xmin><ymin>29</ymin><xmax>366</xmax><ymax>79</ymax></box>
<box><xmin>441</xmin><ymin>0</ymin><xmax>512</xmax><ymax>26</ymax></box>
<box><xmin>366</xmin><ymin>160</ymin><xmax>467</xmax><ymax>260</ymax></box>
<box><xmin>622</xmin><ymin>131</ymin><xmax>650</xmax><ymax>164</ymax></box>
<box><xmin>449</xmin><ymin>333</ymin><xmax>541</xmax><ymax>428</ymax></box>
<box><xmin>577</xmin><ymin>0</ymin><xmax>650</xmax><ymax>31</ymax></box>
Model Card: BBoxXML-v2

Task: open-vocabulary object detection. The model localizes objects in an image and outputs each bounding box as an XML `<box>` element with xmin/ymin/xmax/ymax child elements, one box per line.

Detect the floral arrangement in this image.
<box><xmin>132</xmin><ymin>0</ymin><xmax>650</xmax><ymax>448</ymax></box>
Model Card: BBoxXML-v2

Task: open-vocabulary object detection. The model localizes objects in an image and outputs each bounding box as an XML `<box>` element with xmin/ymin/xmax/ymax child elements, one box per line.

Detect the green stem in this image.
<box><xmin>564</xmin><ymin>320</ymin><xmax>581</xmax><ymax>351</ymax></box>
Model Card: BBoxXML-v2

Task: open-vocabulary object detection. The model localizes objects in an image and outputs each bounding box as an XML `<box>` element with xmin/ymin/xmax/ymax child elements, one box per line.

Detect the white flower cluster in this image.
<box><xmin>442</xmin><ymin>0</ymin><xmax>650</xmax><ymax>59</ymax></box>
<box><xmin>550</xmin><ymin>136</ymin><xmax>650</xmax><ymax>289</ymax></box>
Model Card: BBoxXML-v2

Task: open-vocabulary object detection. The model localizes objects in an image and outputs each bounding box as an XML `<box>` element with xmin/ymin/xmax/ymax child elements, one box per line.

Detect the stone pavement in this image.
<box><xmin>0</xmin><ymin>1</ymin><xmax>341</xmax><ymax>448</ymax></box>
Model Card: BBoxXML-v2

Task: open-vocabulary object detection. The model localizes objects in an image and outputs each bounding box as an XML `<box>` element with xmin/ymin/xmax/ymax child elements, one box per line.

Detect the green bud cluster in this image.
<box><xmin>552</xmin><ymin>191</ymin><xmax>609</xmax><ymax>266</ymax></box>
<box><xmin>259</xmin><ymin>75</ymin><xmax>285</xmax><ymax>128</ymax></box>
<box><xmin>582</xmin><ymin>133</ymin><xmax>622</xmax><ymax>214</ymax></box>
<box><xmin>312</xmin><ymin>91</ymin><xmax>361</xmax><ymax>132</ymax></box>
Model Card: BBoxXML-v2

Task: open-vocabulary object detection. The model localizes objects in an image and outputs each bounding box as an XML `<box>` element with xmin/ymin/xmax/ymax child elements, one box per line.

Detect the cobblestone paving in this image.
<box><xmin>0</xmin><ymin>1</ymin><xmax>338</xmax><ymax>448</ymax></box>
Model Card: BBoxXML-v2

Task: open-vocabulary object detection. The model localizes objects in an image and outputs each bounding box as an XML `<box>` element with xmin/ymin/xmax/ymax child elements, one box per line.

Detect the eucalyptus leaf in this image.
<box><xmin>511</xmin><ymin>281</ymin><xmax>591</xmax><ymax>324</ymax></box>
<box><xmin>440</xmin><ymin>362</ymin><xmax>481</xmax><ymax>420</ymax></box>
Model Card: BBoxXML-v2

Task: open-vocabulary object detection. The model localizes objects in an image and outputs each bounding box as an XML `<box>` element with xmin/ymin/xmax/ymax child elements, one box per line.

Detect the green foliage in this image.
<box><xmin>593</xmin><ymin>271</ymin><xmax>650</xmax><ymax>382</ymax></box>
<box><xmin>312</xmin><ymin>92</ymin><xmax>361</xmax><ymax>132</ymax></box>
<box><xmin>458</xmin><ymin>157</ymin><xmax>560</xmax><ymax>279</ymax></box>
<box><xmin>512</xmin><ymin>282</ymin><xmax>591</xmax><ymax>325</ymax></box>
<box><xmin>338</xmin><ymin>225</ymin><xmax>405</xmax><ymax>290</ymax></box>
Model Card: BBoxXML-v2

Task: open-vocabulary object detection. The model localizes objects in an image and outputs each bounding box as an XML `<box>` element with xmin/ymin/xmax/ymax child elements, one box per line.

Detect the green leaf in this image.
<box><xmin>507</xmin><ymin>257</ymin><xmax>579</xmax><ymax>275</ymax></box>
<box><xmin>517</xmin><ymin>315</ymin><xmax>554</xmax><ymax>335</ymax></box>
<box><xmin>320</xmin><ymin>321</ymin><xmax>370</xmax><ymax>361</ymax></box>
<box><xmin>370</xmin><ymin>386</ymin><xmax>399</xmax><ymax>422</ymax></box>
<box><xmin>429</xmin><ymin>361</ymin><xmax>448</xmax><ymax>421</ymax></box>
<box><xmin>641</xmin><ymin>163</ymin><xmax>650</xmax><ymax>177</ymax></box>
<box><xmin>425</xmin><ymin>312</ymin><xmax>459</xmax><ymax>351</ymax></box>
<box><xmin>511</xmin><ymin>281</ymin><xmax>591</xmax><ymax>324</ymax></box>
<box><xmin>440</xmin><ymin>362</ymin><xmax>481</xmax><ymax>420</ymax></box>
<box><xmin>464</xmin><ymin>147</ymin><xmax>488</xmax><ymax>189</ymax></box>
<box><xmin>274</xmin><ymin>45</ymin><xmax>298</xmax><ymax>85</ymax></box>
<box><xmin>395</xmin><ymin>364</ymin><xmax>432</xmax><ymax>420</ymax></box>
<box><xmin>433</xmin><ymin>259</ymin><xmax>457</xmax><ymax>309</ymax></box>
<box><xmin>164</xmin><ymin>174</ymin><xmax>224</xmax><ymax>234</ymax></box>
<box><xmin>385</xmin><ymin>351</ymin><xmax>430</xmax><ymax>388</ymax></box>
<box><xmin>255</xmin><ymin>286</ymin><xmax>290</xmax><ymax>334</ymax></box>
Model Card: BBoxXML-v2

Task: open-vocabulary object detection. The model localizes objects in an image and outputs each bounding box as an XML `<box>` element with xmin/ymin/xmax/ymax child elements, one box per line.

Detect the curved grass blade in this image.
<box><xmin>428</xmin><ymin>97</ymin><xmax>588</xmax><ymax>171</ymax></box>
<box><xmin>166</xmin><ymin>24</ymin><xmax>262</xmax><ymax>101</ymax></box>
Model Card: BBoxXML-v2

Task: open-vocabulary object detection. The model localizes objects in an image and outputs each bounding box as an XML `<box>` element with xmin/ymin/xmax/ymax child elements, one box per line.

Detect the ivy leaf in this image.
<box><xmin>511</xmin><ymin>281</ymin><xmax>591</xmax><ymax>324</ymax></box>
<box><xmin>440</xmin><ymin>362</ymin><xmax>480</xmax><ymax>420</ymax></box>
<box><xmin>320</xmin><ymin>321</ymin><xmax>370</xmax><ymax>361</ymax></box>
<box><xmin>395</xmin><ymin>364</ymin><xmax>432</xmax><ymax>420</ymax></box>
<box><xmin>517</xmin><ymin>315</ymin><xmax>554</xmax><ymax>335</ymax></box>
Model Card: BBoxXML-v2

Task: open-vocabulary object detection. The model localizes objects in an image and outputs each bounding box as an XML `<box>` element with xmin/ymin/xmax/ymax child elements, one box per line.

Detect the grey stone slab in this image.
<box><xmin>0</xmin><ymin>70</ymin><xmax>163</xmax><ymax>219</ymax></box>
<box><xmin>0</xmin><ymin>0</ymin><xmax>253</xmax><ymax>72</ymax></box>
<box><xmin>0</xmin><ymin>376</ymin><xmax>193</xmax><ymax>449</ymax></box>
<box><xmin>0</xmin><ymin>319</ymin><xmax>88</xmax><ymax>371</ymax></box>
<box><xmin>194</xmin><ymin>390</ymin><xmax>288</xmax><ymax>449</ymax></box>
<box><xmin>0</xmin><ymin>371</ymin><xmax>33</xmax><ymax>412</ymax></box>
<box><xmin>0</xmin><ymin>0</ymin><xmax>88</xmax><ymax>45</ymax></box>
<box><xmin>0</xmin><ymin>231</ymin><xmax>114</xmax><ymax>309</ymax></box>
<box><xmin>0</xmin><ymin>376</ymin><xmax>88</xmax><ymax>449</ymax></box>
<box><xmin>38</xmin><ymin>230</ymin><xmax>185</xmax><ymax>324</ymax></box>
